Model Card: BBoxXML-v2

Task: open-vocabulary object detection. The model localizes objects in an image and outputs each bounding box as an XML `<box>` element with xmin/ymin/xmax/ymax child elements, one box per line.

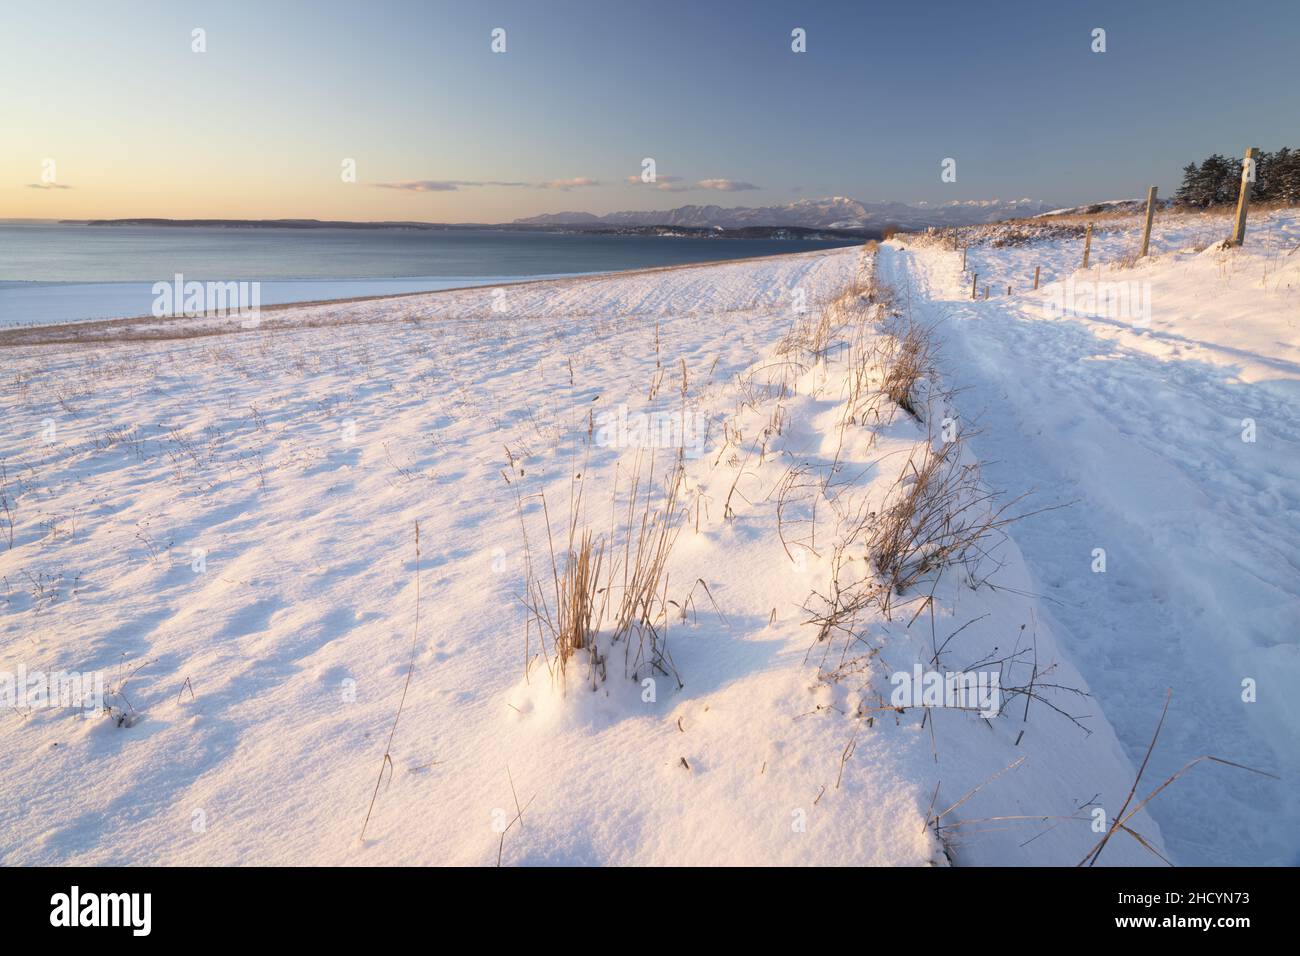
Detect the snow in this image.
<box><xmin>888</xmin><ymin>205</ymin><xmax>1300</xmax><ymax>866</ymax></box>
<box><xmin>0</xmin><ymin>275</ymin><xmax>594</xmax><ymax>329</ymax></box>
<box><xmin>3</xmin><ymin>209</ymin><xmax>1294</xmax><ymax>865</ymax></box>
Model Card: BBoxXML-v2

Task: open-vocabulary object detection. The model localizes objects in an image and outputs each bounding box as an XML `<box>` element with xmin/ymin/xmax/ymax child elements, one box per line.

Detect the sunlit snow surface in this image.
<box><xmin>2</xmin><ymin>209</ymin><xmax>1295</xmax><ymax>865</ymax></box>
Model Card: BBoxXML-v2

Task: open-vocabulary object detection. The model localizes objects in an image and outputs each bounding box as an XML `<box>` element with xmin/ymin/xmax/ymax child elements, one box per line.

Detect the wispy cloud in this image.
<box><xmin>538</xmin><ymin>177</ymin><xmax>599</xmax><ymax>191</ymax></box>
<box><xmin>625</xmin><ymin>176</ymin><xmax>759</xmax><ymax>193</ymax></box>
<box><xmin>372</xmin><ymin>179</ymin><xmax>528</xmax><ymax>192</ymax></box>
<box><xmin>696</xmin><ymin>178</ymin><xmax>759</xmax><ymax>192</ymax></box>
<box><xmin>623</xmin><ymin>175</ymin><xmax>684</xmax><ymax>184</ymax></box>
<box><xmin>27</xmin><ymin>182</ymin><xmax>73</xmax><ymax>190</ymax></box>
<box><xmin>373</xmin><ymin>174</ymin><xmax>755</xmax><ymax>195</ymax></box>
<box><xmin>374</xmin><ymin>177</ymin><xmax>599</xmax><ymax>192</ymax></box>
<box><xmin>624</xmin><ymin>174</ymin><xmax>689</xmax><ymax>192</ymax></box>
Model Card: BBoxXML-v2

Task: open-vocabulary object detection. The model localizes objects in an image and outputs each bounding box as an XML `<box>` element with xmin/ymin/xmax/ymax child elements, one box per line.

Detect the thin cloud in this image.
<box><xmin>696</xmin><ymin>178</ymin><xmax>759</xmax><ymax>192</ymax></box>
<box><xmin>27</xmin><ymin>182</ymin><xmax>72</xmax><ymax>190</ymax></box>
<box><xmin>374</xmin><ymin>177</ymin><xmax>599</xmax><ymax>192</ymax></box>
<box><xmin>625</xmin><ymin>176</ymin><xmax>759</xmax><ymax>193</ymax></box>
<box><xmin>538</xmin><ymin>177</ymin><xmax>599</xmax><ymax>191</ymax></box>
<box><xmin>624</xmin><ymin>175</ymin><xmax>689</xmax><ymax>192</ymax></box>
<box><xmin>624</xmin><ymin>175</ymin><xmax>685</xmax><ymax>184</ymax></box>
<box><xmin>372</xmin><ymin>179</ymin><xmax>528</xmax><ymax>192</ymax></box>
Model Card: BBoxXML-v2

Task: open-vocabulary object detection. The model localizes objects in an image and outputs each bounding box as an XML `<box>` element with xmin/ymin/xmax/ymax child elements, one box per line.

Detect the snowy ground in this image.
<box><xmin>2</xmin><ymin>210</ymin><xmax>1294</xmax><ymax>866</ymax></box>
<box><xmin>889</xmin><ymin>206</ymin><xmax>1300</xmax><ymax>866</ymax></box>
<box><xmin>0</xmin><ymin>274</ymin><xmax>592</xmax><ymax>330</ymax></box>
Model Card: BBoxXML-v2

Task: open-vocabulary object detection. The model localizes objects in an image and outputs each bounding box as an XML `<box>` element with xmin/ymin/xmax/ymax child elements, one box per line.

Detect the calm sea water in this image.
<box><xmin>0</xmin><ymin>223</ymin><xmax>859</xmax><ymax>327</ymax></box>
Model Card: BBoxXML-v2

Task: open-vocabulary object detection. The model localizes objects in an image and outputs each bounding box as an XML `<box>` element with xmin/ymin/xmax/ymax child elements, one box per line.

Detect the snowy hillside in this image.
<box><xmin>1</xmin><ymin>206</ymin><xmax>1295</xmax><ymax>866</ymax></box>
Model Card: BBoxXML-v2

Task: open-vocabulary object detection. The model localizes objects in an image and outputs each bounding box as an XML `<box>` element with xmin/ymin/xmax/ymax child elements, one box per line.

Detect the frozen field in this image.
<box><xmin>2</xmin><ymin>208</ymin><xmax>1295</xmax><ymax>866</ymax></box>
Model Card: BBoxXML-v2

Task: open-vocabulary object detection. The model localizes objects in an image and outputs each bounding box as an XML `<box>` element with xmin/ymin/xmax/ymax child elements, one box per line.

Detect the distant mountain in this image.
<box><xmin>70</xmin><ymin>218</ymin><xmax>491</xmax><ymax>230</ymax></box>
<box><xmin>70</xmin><ymin>197</ymin><xmax>1054</xmax><ymax>239</ymax></box>
<box><xmin>515</xmin><ymin>196</ymin><xmax>1052</xmax><ymax>230</ymax></box>
<box><xmin>68</xmin><ymin>217</ymin><xmax>874</xmax><ymax>240</ymax></box>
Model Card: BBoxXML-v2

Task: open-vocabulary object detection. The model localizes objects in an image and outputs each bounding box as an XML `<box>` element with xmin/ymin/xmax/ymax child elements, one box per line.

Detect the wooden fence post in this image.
<box><xmin>961</xmin><ymin>246</ymin><xmax>967</xmax><ymax>271</ymax></box>
<box><xmin>1139</xmin><ymin>185</ymin><xmax>1158</xmax><ymax>258</ymax></box>
<box><xmin>1082</xmin><ymin>223</ymin><xmax>1093</xmax><ymax>269</ymax></box>
<box><xmin>971</xmin><ymin>272</ymin><xmax>978</xmax><ymax>300</ymax></box>
<box><xmin>1230</xmin><ymin>146</ymin><xmax>1260</xmax><ymax>246</ymax></box>
<box><xmin>1033</xmin><ymin>265</ymin><xmax>1040</xmax><ymax>290</ymax></box>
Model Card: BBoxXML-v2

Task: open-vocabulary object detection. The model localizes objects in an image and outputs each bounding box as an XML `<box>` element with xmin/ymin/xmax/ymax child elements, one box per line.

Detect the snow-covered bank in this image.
<box><xmin>0</xmin><ymin>275</ymin><xmax>594</xmax><ymax>330</ymax></box>
<box><xmin>6</xmin><ymin>226</ymin><xmax>1284</xmax><ymax>865</ymax></box>
<box><xmin>888</xmin><ymin>207</ymin><xmax>1300</xmax><ymax>865</ymax></box>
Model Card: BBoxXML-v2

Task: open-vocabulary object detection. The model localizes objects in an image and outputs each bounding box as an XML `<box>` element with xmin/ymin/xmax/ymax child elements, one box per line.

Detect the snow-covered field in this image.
<box><xmin>2</xmin><ymin>207</ymin><xmax>1295</xmax><ymax>866</ymax></box>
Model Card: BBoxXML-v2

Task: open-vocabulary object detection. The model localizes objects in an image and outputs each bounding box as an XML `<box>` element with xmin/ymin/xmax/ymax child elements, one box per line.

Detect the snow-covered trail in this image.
<box><xmin>878</xmin><ymin>229</ymin><xmax>1300</xmax><ymax>866</ymax></box>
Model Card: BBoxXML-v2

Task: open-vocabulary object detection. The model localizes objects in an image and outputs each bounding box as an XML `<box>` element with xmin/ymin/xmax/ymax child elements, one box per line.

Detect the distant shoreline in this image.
<box><xmin>53</xmin><ymin>218</ymin><xmax>882</xmax><ymax>241</ymax></box>
<box><xmin>0</xmin><ymin>244</ymin><xmax>845</xmax><ymax>347</ymax></box>
<box><xmin>0</xmin><ymin>223</ymin><xmax>866</xmax><ymax>329</ymax></box>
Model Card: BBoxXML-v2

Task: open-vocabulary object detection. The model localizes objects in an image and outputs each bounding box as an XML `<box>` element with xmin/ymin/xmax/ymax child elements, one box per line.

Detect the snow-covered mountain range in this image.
<box><xmin>515</xmin><ymin>196</ymin><xmax>1052</xmax><ymax>230</ymax></box>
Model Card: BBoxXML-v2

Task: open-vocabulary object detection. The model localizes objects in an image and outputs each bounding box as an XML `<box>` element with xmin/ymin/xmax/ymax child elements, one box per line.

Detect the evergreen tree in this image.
<box><xmin>1210</xmin><ymin>155</ymin><xmax>1240</xmax><ymax>205</ymax></box>
<box><xmin>1173</xmin><ymin>147</ymin><xmax>1300</xmax><ymax>207</ymax></box>
<box><xmin>1266</xmin><ymin>148</ymin><xmax>1300</xmax><ymax>203</ymax></box>
<box><xmin>1174</xmin><ymin>163</ymin><xmax>1201</xmax><ymax>205</ymax></box>
<box><xmin>1187</xmin><ymin>154</ymin><xmax>1228</xmax><ymax>207</ymax></box>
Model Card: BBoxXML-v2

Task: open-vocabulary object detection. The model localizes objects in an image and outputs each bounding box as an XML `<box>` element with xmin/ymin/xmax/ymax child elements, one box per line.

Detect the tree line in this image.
<box><xmin>1174</xmin><ymin>148</ymin><xmax>1300</xmax><ymax>207</ymax></box>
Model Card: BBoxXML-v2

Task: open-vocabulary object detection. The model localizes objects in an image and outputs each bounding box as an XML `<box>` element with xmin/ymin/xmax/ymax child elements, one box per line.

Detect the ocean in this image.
<box><xmin>0</xmin><ymin>223</ymin><xmax>860</xmax><ymax>327</ymax></box>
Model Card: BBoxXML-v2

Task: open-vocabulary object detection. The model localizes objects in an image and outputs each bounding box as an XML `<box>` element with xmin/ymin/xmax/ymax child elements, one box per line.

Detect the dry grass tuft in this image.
<box><xmin>878</xmin><ymin>321</ymin><xmax>933</xmax><ymax>420</ymax></box>
<box><xmin>866</xmin><ymin>434</ymin><xmax>1022</xmax><ymax>610</ymax></box>
<box><xmin>554</xmin><ymin>526</ymin><xmax>606</xmax><ymax>674</ymax></box>
<box><xmin>516</xmin><ymin>451</ymin><xmax>687</xmax><ymax>693</ymax></box>
<box><xmin>609</xmin><ymin>455</ymin><xmax>687</xmax><ymax>687</ymax></box>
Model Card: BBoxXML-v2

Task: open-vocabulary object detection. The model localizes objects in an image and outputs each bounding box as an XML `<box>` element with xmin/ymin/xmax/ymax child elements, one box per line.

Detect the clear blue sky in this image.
<box><xmin>3</xmin><ymin>0</ymin><xmax>1297</xmax><ymax>220</ymax></box>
